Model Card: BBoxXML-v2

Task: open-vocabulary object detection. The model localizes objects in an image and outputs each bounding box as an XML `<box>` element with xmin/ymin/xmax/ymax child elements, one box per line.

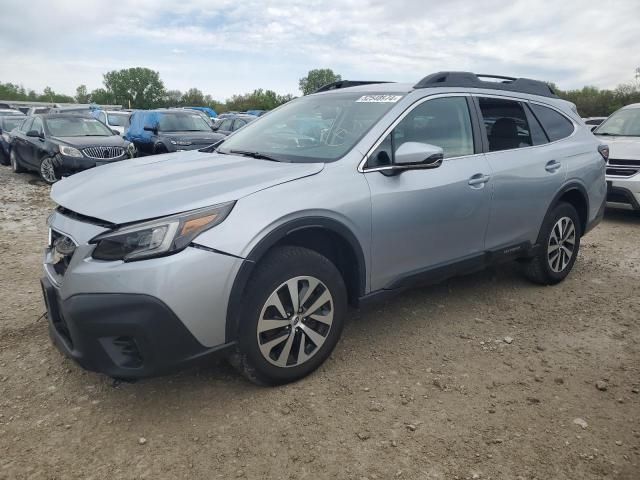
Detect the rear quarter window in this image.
<box><xmin>529</xmin><ymin>104</ymin><xmax>574</xmax><ymax>142</ymax></box>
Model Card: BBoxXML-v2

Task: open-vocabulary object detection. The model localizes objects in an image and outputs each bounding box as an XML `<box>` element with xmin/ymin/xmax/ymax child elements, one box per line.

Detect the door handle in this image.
<box><xmin>468</xmin><ymin>174</ymin><xmax>491</xmax><ymax>186</ymax></box>
<box><xmin>545</xmin><ymin>160</ymin><xmax>562</xmax><ymax>173</ymax></box>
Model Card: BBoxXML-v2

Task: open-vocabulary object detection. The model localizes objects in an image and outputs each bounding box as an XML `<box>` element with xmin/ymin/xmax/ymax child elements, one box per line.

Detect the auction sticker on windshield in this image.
<box><xmin>356</xmin><ymin>95</ymin><xmax>403</xmax><ymax>103</ymax></box>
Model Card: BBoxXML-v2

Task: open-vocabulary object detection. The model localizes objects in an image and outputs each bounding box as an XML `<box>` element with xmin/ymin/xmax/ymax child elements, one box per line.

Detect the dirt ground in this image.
<box><xmin>0</xmin><ymin>165</ymin><xmax>638</xmax><ymax>480</ymax></box>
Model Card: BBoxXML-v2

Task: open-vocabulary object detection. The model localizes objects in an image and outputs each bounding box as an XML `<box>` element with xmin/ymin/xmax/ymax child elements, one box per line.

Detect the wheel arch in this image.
<box><xmin>225</xmin><ymin>216</ymin><xmax>367</xmax><ymax>343</ymax></box>
<box><xmin>548</xmin><ymin>182</ymin><xmax>589</xmax><ymax>234</ymax></box>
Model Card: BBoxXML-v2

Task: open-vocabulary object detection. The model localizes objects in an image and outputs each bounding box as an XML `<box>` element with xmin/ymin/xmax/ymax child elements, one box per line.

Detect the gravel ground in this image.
<box><xmin>0</xmin><ymin>166</ymin><xmax>639</xmax><ymax>480</ymax></box>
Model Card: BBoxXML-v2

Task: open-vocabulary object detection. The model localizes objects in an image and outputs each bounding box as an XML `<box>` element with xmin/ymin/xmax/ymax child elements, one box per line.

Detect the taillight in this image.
<box><xmin>598</xmin><ymin>144</ymin><xmax>609</xmax><ymax>162</ymax></box>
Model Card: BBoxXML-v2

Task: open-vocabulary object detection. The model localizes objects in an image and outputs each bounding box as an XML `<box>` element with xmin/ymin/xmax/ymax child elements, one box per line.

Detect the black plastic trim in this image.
<box><xmin>548</xmin><ymin>182</ymin><xmax>590</xmax><ymax>233</ymax></box>
<box><xmin>314</xmin><ymin>80</ymin><xmax>394</xmax><ymax>93</ymax></box>
<box><xmin>414</xmin><ymin>71</ymin><xmax>558</xmax><ymax>98</ymax></box>
<box><xmin>607</xmin><ymin>185</ymin><xmax>640</xmax><ymax>210</ymax></box>
<box><xmin>358</xmin><ymin>242</ymin><xmax>534</xmax><ymax>308</ymax></box>
<box><xmin>42</xmin><ymin>277</ymin><xmax>235</xmax><ymax>379</ymax></box>
<box><xmin>225</xmin><ymin>217</ymin><xmax>367</xmax><ymax>342</ymax></box>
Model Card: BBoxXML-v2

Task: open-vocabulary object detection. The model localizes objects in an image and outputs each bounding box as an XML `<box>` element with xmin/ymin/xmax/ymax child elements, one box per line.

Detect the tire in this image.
<box><xmin>230</xmin><ymin>246</ymin><xmax>347</xmax><ymax>386</ymax></box>
<box><xmin>10</xmin><ymin>149</ymin><xmax>25</xmax><ymax>173</ymax></box>
<box><xmin>39</xmin><ymin>156</ymin><xmax>59</xmax><ymax>184</ymax></box>
<box><xmin>523</xmin><ymin>202</ymin><xmax>581</xmax><ymax>285</ymax></box>
<box><xmin>0</xmin><ymin>150</ymin><xmax>8</xmax><ymax>166</ymax></box>
<box><xmin>153</xmin><ymin>144</ymin><xmax>168</xmax><ymax>155</ymax></box>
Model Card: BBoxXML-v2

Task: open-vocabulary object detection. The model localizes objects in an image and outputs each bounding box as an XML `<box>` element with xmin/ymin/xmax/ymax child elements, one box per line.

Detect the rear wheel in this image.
<box><xmin>230</xmin><ymin>246</ymin><xmax>347</xmax><ymax>385</ymax></box>
<box><xmin>522</xmin><ymin>202</ymin><xmax>581</xmax><ymax>285</ymax></box>
<box><xmin>10</xmin><ymin>149</ymin><xmax>25</xmax><ymax>173</ymax></box>
<box><xmin>0</xmin><ymin>149</ymin><xmax>8</xmax><ymax>166</ymax></box>
<box><xmin>39</xmin><ymin>156</ymin><xmax>59</xmax><ymax>184</ymax></box>
<box><xmin>153</xmin><ymin>144</ymin><xmax>168</xmax><ymax>155</ymax></box>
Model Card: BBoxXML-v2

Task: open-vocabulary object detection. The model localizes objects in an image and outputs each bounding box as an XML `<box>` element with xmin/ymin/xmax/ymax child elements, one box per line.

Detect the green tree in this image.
<box><xmin>298</xmin><ymin>68</ymin><xmax>342</xmax><ymax>95</ymax></box>
<box><xmin>182</xmin><ymin>88</ymin><xmax>205</xmax><ymax>106</ymax></box>
<box><xmin>164</xmin><ymin>89</ymin><xmax>183</xmax><ymax>107</ymax></box>
<box><xmin>103</xmin><ymin>67</ymin><xmax>166</xmax><ymax>109</ymax></box>
<box><xmin>75</xmin><ymin>84</ymin><xmax>90</xmax><ymax>103</ymax></box>
<box><xmin>89</xmin><ymin>88</ymin><xmax>114</xmax><ymax>105</ymax></box>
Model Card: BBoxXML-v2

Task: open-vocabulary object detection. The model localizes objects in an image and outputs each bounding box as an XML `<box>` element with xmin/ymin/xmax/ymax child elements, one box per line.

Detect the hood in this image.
<box><xmin>51</xmin><ymin>150</ymin><xmax>324</xmax><ymax>224</ymax></box>
<box><xmin>159</xmin><ymin>131</ymin><xmax>225</xmax><ymax>145</ymax></box>
<box><xmin>52</xmin><ymin>135</ymin><xmax>128</xmax><ymax>148</ymax></box>
<box><xmin>594</xmin><ymin>135</ymin><xmax>640</xmax><ymax>159</ymax></box>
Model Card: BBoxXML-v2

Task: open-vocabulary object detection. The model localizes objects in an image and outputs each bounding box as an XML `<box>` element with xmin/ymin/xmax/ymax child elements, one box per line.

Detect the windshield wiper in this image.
<box><xmin>229</xmin><ymin>150</ymin><xmax>281</xmax><ymax>162</ymax></box>
<box><xmin>595</xmin><ymin>132</ymin><xmax>619</xmax><ymax>136</ymax></box>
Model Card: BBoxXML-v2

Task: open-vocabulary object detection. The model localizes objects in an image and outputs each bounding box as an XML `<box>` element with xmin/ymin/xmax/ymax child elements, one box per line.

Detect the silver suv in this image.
<box><xmin>42</xmin><ymin>72</ymin><xmax>606</xmax><ymax>385</ymax></box>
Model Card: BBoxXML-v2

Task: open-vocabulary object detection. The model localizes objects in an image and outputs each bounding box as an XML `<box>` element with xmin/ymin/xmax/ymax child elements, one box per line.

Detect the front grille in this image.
<box><xmin>82</xmin><ymin>146</ymin><xmax>125</xmax><ymax>160</ymax></box>
<box><xmin>606</xmin><ymin>158</ymin><xmax>640</xmax><ymax>177</ymax></box>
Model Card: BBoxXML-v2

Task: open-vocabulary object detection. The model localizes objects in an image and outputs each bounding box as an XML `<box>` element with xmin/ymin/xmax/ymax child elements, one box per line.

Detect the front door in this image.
<box><xmin>364</xmin><ymin>95</ymin><xmax>493</xmax><ymax>291</ymax></box>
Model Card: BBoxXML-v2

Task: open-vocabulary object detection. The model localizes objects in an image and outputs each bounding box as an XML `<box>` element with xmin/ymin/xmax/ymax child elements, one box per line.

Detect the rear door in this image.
<box><xmin>475</xmin><ymin>96</ymin><xmax>567</xmax><ymax>250</ymax></box>
<box><xmin>364</xmin><ymin>94</ymin><xmax>493</xmax><ymax>291</ymax></box>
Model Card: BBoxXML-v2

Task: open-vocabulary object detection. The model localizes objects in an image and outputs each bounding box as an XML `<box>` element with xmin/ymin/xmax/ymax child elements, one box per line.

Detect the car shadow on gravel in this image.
<box><xmin>91</xmin><ymin>262</ymin><xmax>529</xmax><ymax>396</ymax></box>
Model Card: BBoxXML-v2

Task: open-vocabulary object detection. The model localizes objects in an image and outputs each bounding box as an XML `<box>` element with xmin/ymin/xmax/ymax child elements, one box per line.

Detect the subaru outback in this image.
<box><xmin>41</xmin><ymin>72</ymin><xmax>606</xmax><ymax>385</ymax></box>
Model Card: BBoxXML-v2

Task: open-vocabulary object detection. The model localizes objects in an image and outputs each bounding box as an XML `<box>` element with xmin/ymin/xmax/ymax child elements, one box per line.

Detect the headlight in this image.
<box><xmin>126</xmin><ymin>142</ymin><xmax>137</xmax><ymax>158</ymax></box>
<box><xmin>90</xmin><ymin>202</ymin><xmax>235</xmax><ymax>261</ymax></box>
<box><xmin>170</xmin><ymin>139</ymin><xmax>192</xmax><ymax>146</ymax></box>
<box><xmin>58</xmin><ymin>145</ymin><xmax>83</xmax><ymax>158</ymax></box>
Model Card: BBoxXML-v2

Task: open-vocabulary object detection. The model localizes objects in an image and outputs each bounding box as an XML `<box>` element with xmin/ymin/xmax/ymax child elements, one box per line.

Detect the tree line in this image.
<box><xmin>1</xmin><ymin>67</ymin><xmax>638</xmax><ymax>116</ymax></box>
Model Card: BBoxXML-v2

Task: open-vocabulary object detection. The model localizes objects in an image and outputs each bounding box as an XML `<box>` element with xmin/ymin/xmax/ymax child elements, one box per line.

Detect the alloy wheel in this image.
<box><xmin>257</xmin><ymin>275</ymin><xmax>334</xmax><ymax>368</ymax></box>
<box><xmin>40</xmin><ymin>158</ymin><xmax>58</xmax><ymax>184</ymax></box>
<box><xmin>547</xmin><ymin>216</ymin><xmax>576</xmax><ymax>273</ymax></box>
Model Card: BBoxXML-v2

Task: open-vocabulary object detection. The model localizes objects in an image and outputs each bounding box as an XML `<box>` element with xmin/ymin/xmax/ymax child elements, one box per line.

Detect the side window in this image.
<box><xmin>529</xmin><ymin>104</ymin><xmax>574</xmax><ymax>142</ymax></box>
<box><xmin>368</xmin><ymin>97</ymin><xmax>474</xmax><ymax>168</ymax></box>
<box><xmin>21</xmin><ymin>118</ymin><xmax>33</xmax><ymax>133</ymax></box>
<box><xmin>233</xmin><ymin>119</ymin><xmax>247</xmax><ymax>131</ymax></box>
<box><xmin>219</xmin><ymin>119</ymin><xmax>233</xmax><ymax>131</ymax></box>
<box><xmin>478</xmin><ymin>97</ymin><xmax>532</xmax><ymax>152</ymax></box>
<box><xmin>31</xmin><ymin>117</ymin><xmax>44</xmax><ymax>135</ymax></box>
<box><xmin>99</xmin><ymin>112</ymin><xmax>107</xmax><ymax>124</ymax></box>
<box><xmin>524</xmin><ymin>105</ymin><xmax>549</xmax><ymax>145</ymax></box>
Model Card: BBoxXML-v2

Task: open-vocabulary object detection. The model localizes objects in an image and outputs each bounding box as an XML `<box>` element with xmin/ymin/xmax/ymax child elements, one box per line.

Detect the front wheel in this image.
<box><xmin>39</xmin><ymin>156</ymin><xmax>59</xmax><ymax>184</ymax></box>
<box><xmin>522</xmin><ymin>202</ymin><xmax>581</xmax><ymax>285</ymax></box>
<box><xmin>231</xmin><ymin>246</ymin><xmax>347</xmax><ymax>385</ymax></box>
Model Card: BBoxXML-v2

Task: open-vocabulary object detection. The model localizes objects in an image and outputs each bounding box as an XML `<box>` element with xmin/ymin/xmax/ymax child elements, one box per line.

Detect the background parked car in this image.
<box><xmin>0</xmin><ymin>108</ymin><xmax>25</xmax><ymax>117</ymax></box>
<box><xmin>26</xmin><ymin>106</ymin><xmax>50</xmax><ymax>116</ymax></box>
<box><xmin>211</xmin><ymin>113</ymin><xmax>256</xmax><ymax>136</ymax></box>
<box><xmin>125</xmin><ymin>109</ymin><xmax>225</xmax><ymax>155</ymax></box>
<box><xmin>245</xmin><ymin>109</ymin><xmax>267</xmax><ymax>116</ymax></box>
<box><xmin>583</xmin><ymin>116</ymin><xmax>607</xmax><ymax>131</ymax></box>
<box><xmin>91</xmin><ymin>109</ymin><xmax>131</xmax><ymax>136</ymax></box>
<box><xmin>593</xmin><ymin>103</ymin><xmax>640</xmax><ymax>211</ymax></box>
<box><xmin>184</xmin><ymin>106</ymin><xmax>218</xmax><ymax>120</ymax></box>
<box><xmin>0</xmin><ymin>115</ymin><xmax>26</xmax><ymax>165</ymax></box>
<box><xmin>9</xmin><ymin>114</ymin><xmax>135</xmax><ymax>184</ymax></box>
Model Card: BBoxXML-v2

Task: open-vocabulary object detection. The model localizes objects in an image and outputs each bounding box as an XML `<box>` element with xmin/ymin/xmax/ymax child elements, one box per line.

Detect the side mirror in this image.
<box><xmin>27</xmin><ymin>130</ymin><xmax>43</xmax><ymax>138</ymax></box>
<box><xmin>210</xmin><ymin>124</ymin><xmax>219</xmax><ymax>131</ymax></box>
<box><xmin>111</xmin><ymin>129</ymin><xmax>120</xmax><ymax>136</ymax></box>
<box><xmin>394</xmin><ymin>142</ymin><xmax>444</xmax><ymax>168</ymax></box>
<box><xmin>143</xmin><ymin>125</ymin><xmax>157</xmax><ymax>134</ymax></box>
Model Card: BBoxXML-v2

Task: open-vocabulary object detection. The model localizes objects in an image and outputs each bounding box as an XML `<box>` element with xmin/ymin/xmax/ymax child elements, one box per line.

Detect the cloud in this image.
<box><xmin>0</xmin><ymin>0</ymin><xmax>638</xmax><ymax>98</ymax></box>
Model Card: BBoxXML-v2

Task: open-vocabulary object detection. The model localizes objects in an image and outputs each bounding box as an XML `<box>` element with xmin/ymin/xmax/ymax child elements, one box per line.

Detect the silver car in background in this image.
<box><xmin>41</xmin><ymin>72</ymin><xmax>606</xmax><ymax>385</ymax></box>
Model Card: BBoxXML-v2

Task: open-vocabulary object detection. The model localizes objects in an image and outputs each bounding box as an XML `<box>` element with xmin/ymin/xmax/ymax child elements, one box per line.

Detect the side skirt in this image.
<box><xmin>357</xmin><ymin>242</ymin><xmax>535</xmax><ymax>308</ymax></box>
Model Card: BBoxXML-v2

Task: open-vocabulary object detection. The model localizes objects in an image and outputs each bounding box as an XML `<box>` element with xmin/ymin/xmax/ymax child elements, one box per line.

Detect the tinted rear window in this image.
<box><xmin>530</xmin><ymin>104</ymin><xmax>574</xmax><ymax>142</ymax></box>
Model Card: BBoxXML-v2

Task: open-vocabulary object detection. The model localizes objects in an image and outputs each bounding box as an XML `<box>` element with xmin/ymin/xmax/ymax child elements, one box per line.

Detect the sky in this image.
<box><xmin>1</xmin><ymin>0</ymin><xmax>639</xmax><ymax>100</ymax></box>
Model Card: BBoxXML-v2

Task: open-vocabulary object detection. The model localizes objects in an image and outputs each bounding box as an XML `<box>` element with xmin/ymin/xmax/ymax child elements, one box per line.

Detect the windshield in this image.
<box><xmin>107</xmin><ymin>113</ymin><xmax>128</xmax><ymax>127</ymax></box>
<box><xmin>2</xmin><ymin>117</ymin><xmax>24</xmax><ymax>130</ymax></box>
<box><xmin>47</xmin><ymin>117</ymin><xmax>115</xmax><ymax>137</ymax></box>
<box><xmin>158</xmin><ymin>112</ymin><xmax>211</xmax><ymax>132</ymax></box>
<box><xmin>595</xmin><ymin>108</ymin><xmax>640</xmax><ymax>136</ymax></box>
<box><xmin>217</xmin><ymin>92</ymin><xmax>404</xmax><ymax>163</ymax></box>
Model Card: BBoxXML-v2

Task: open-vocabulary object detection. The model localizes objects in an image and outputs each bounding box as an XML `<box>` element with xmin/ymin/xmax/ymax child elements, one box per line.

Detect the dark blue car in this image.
<box><xmin>125</xmin><ymin>109</ymin><xmax>225</xmax><ymax>156</ymax></box>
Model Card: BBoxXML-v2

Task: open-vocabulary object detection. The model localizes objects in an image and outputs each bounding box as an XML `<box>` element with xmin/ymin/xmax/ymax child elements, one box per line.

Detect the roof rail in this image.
<box><xmin>314</xmin><ymin>80</ymin><xmax>393</xmax><ymax>93</ymax></box>
<box><xmin>413</xmin><ymin>71</ymin><xmax>558</xmax><ymax>98</ymax></box>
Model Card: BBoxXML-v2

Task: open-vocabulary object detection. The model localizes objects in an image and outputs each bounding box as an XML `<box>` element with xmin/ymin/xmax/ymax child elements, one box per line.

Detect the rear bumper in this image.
<box><xmin>42</xmin><ymin>276</ymin><xmax>235</xmax><ymax>378</ymax></box>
